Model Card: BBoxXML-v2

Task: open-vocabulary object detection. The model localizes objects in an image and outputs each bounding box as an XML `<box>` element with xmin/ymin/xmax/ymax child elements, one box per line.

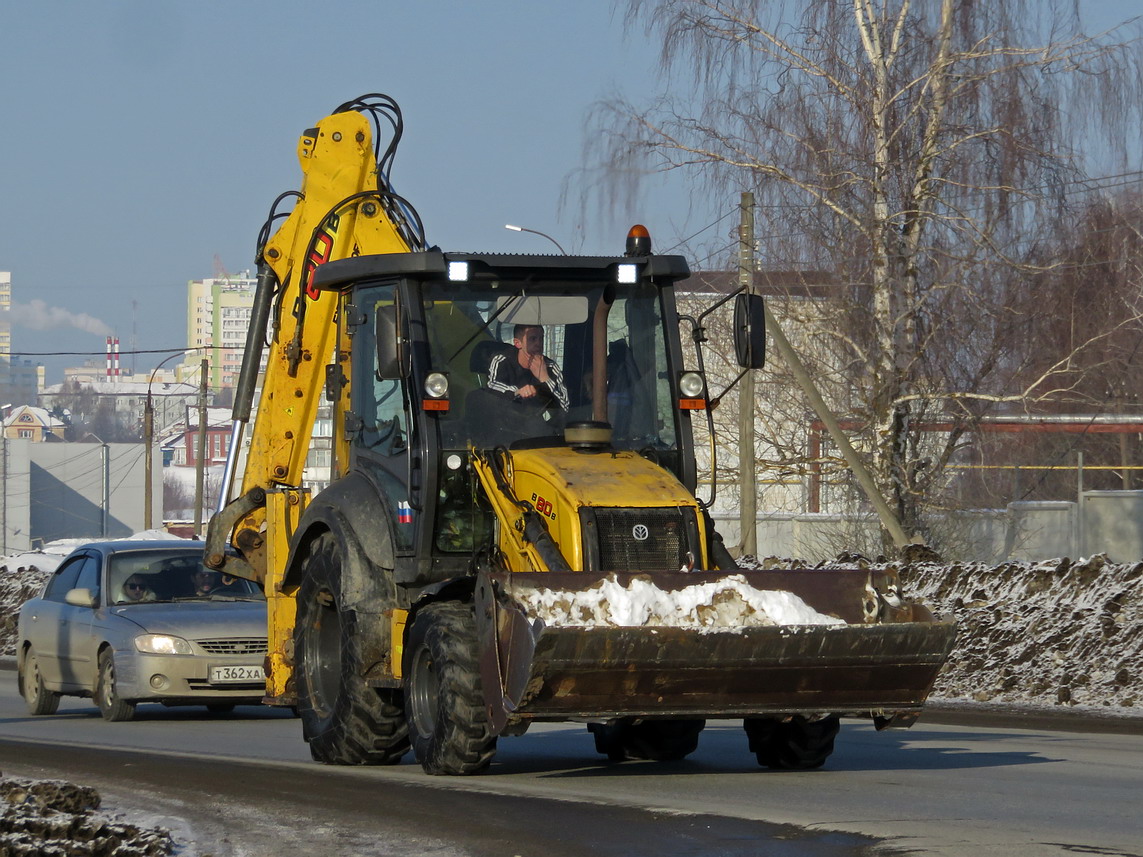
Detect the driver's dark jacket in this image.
<box><xmin>487</xmin><ymin>351</ymin><xmax>570</xmax><ymax>412</ymax></box>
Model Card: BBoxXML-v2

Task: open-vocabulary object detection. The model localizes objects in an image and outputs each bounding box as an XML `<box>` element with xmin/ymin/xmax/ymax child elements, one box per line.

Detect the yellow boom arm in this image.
<box><xmin>207</xmin><ymin>105</ymin><xmax>413</xmax><ymax>585</ymax></box>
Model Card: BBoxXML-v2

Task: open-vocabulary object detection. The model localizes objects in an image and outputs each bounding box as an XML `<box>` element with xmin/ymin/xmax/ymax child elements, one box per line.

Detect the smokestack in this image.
<box><xmin>113</xmin><ymin>337</ymin><xmax>120</xmax><ymax>379</ymax></box>
<box><xmin>106</xmin><ymin>337</ymin><xmax>112</xmax><ymax>381</ymax></box>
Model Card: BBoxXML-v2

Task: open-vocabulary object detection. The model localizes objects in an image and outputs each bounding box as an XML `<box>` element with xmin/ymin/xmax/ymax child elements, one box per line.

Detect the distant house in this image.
<box><xmin>182</xmin><ymin>406</ymin><xmax>233</xmax><ymax>468</ymax></box>
<box><xmin>2</xmin><ymin>404</ymin><xmax>65</xmax><ymax>442</ymax></box>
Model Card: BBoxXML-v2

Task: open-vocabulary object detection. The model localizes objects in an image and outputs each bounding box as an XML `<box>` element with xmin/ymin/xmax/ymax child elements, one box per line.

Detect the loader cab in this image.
<box><xmin>314</xmin><ymin>250</ymin><xmax>694</xmax><ymax>574</ymax></box>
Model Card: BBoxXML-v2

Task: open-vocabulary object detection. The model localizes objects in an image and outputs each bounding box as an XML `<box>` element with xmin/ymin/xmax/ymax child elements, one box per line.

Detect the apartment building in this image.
<box><xmin>186</xmin><ymin>272</ymin><xmax>256</xmax><ymax>391</ymax></box>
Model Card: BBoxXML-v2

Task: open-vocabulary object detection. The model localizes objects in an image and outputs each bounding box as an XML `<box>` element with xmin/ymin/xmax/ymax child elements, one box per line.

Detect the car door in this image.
<box><xmin>24</xmin><ymin>555</ymin><xmax>86</xmax><ymax>689</ymax></box>
<box><xmin>60</xmin><ymin>552</ymin><xmax>104</xmax><ymax>685</ymax></box>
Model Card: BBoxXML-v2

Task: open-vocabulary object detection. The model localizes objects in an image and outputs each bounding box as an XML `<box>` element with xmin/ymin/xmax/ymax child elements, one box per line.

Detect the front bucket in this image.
<box><xmin>473</xmin><ymin>569</ymin><xmax>956</xmax><ymax>734</ymax></box>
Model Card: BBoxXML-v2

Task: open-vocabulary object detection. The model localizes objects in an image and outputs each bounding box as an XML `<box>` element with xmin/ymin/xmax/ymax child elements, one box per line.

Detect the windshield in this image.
<box><xmin>109</xmin><ymin>550</ymin><xmax>265</xmax><ymax>604</ymax></box>
<box><xmin>419</xmin><ymin>279</ymin><xmax>678</xmax><ymax>451</ymax></box>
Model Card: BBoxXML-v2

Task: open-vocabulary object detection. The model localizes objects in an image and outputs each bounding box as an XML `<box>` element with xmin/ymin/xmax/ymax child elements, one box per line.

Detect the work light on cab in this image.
<box><xmin>423</xmin><ymin>372</ymin><xmax>449</xmax><ymax>411</ymax></box>
<box><xmin>678</xmin><ymin>370</ymin><xmax>707</xmax><ymax>409</ymax></box>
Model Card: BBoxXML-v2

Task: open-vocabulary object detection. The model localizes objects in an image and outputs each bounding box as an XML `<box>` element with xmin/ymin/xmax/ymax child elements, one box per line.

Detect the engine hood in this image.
<box><xmin>110</xmin><ymin>601</ymin><xmax>267</xmax><ymax>639</ymax></box>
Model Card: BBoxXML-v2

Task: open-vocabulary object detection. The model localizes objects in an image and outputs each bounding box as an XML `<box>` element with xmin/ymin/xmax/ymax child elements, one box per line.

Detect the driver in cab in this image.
<box><xmin>487</xmin><ymin>324</ymin><xmax>569</xmax><ymax>413</ymax></box>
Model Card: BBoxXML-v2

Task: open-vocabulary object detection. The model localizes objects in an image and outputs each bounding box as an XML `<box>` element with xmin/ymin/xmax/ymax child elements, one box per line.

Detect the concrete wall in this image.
<box><xmin>0</xmin><ymin>437</ymin><xmax>32</xmax><ymax>553</ymax></box>
<box><xmin>28</xmin><ymin>442</ymin><xmax>159</xmax><ymax>543</ymax></box>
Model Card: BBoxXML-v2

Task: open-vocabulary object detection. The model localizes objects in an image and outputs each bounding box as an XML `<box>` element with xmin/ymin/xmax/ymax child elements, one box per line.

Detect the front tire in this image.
<box><xmin>405</xmin><ymin>601</ymin><xmax>497</xmax><ymax>775</ymax></box>
<box><xmin>294</xmin><ymin>533</ymin><xmax>408</xmax><ymax>765</ymax></box>
<box><xmin>745</xmin><ymin>715</ymin><xmax>840</xmax><ymax>770</ymax></box>
<box><xmin>96</xmin><ymin>650</ymin><xmax>136</xmax><ymax>722</ymax></box>
<box><xmin>21</xmin><ymin>649</ymin><xmax>60</xmax><ymax>716</ymax></box>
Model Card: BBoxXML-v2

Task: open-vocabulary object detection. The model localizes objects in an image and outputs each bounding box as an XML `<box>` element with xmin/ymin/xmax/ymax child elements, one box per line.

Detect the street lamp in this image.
<box><xmin>145</xmin><ymin>350</ymin><xmax>195</xmax><ymax>530</ymax></box>
<box><xmin>504</xmin><ymin>224</ymin><xmax>568</xmax><ymax>255</ymax></box>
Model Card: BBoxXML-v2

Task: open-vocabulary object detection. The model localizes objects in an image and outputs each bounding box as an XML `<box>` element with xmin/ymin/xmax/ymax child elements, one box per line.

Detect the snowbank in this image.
<box><xmin>899</xmin><ymin>554</ymin><xmax>1141</xmax><ymax>712</ymax></box>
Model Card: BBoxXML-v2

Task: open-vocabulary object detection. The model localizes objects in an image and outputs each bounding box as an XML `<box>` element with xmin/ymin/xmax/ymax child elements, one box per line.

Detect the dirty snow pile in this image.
<box><xmin>897</xmin><ymin>553</ymin><xmax>1141</xmax><ymax>712</ymax></box>
<box><xmin>0</xmin><ymin>771</ymin><xmax>173</xmax><ymax>856</ymax></box>
<box><xmin>741</xmin><ymin>552</ymin><xmax>1142</xmax><ymax>714</ymax></box>
<box><xmin>513</xmin><ymin>572</ymin><xmax>847</xmax><ymax>631</ymax></box>
<box><xmin>0</xmin><ymin>566</ymin><xmax>56</xmax><ymax>658</ymax></box>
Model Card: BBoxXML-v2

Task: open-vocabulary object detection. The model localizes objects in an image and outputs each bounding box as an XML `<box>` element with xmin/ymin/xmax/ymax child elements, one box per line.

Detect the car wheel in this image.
<box><xmin>404</xmin><ymin>601</ymin><xmax>497</xmax><ymax>775</ymax></box>
<box><xmin>21</xmin><ymin>649</ymin><xmax>61</xmax><ymax>716</ymax></box>
<box><xmin>96</xmin><ymin>650</ymin><xmax>137</xmax><ymax>722</ymax></box>
<box><xmin>294</xmin><ymin>533</ymin><xmax>409</xmax><ymax>765</ymax></box>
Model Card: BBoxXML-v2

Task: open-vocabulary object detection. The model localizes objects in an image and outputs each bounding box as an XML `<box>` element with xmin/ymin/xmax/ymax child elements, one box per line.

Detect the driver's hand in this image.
<box><xmin>517</xmin><ymin>384</ymin><xmax>537</xmax><ymax>398</ymax></box>
<box><xmin>528</xmin><ymin>354</ymin><xmax>549</xmax><ymax>383</ymax></box>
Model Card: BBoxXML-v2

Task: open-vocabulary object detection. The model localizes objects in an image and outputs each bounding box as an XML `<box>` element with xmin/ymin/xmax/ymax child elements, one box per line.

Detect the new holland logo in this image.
<box><xmin>632</xmin><ymin>524</ymin><xmax>650</xmax><ymax>541</ymax></box>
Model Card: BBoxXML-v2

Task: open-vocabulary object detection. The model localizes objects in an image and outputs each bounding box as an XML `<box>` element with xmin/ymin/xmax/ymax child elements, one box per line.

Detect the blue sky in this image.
<box><xmin>0</xmin><ymin>1</ymin><xmax>1139</xmax><ymax>383</ymax></box>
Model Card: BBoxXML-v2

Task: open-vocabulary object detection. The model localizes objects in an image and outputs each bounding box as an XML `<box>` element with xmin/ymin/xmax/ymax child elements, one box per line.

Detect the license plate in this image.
<box><xmin>209</xmin><ymin>665</ymin><xmax>264</xmax><ymax>684</ymax></box>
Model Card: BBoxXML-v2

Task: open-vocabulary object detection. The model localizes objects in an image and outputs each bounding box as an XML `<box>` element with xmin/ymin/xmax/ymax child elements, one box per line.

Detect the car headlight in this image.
<box><xmin>134</xmin><ymin>634</ymin><xmax>193</xmax><ymax>655</ymax></box>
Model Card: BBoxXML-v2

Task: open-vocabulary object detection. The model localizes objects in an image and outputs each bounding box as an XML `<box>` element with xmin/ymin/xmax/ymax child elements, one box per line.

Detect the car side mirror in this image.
<box><xmin>376</xmin><ymin>305</ymin><xmax>402</xmax><ymax>380</ymax></box>
<box><xmin>64</xmin><ymin>588</ymin><xmax>97</xmax><ymax>608</ymax></box>
<box><xmin>733</xmin><ymin>292</ymin><xmax>767</xmax><ymax>369</ymax></box>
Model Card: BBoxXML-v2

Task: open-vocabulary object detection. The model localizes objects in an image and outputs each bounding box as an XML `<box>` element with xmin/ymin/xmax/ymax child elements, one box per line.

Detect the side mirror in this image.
<box><xmin>376</xmin><ymin>305</ymin><xmax>401</xmax><ymax>380</ymax></box>
<box><xmin>733</xmin><ymin>293</ymin><xmax>766</xmax><ymax>369</ymax></box>
<box><xmin>64</xmin><ymin>588</ymin><xmax>97</xmax><ymax>608</ymax></box>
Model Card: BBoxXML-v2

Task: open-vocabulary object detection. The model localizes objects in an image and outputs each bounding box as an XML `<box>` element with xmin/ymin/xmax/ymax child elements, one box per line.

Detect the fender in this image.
<box><xmin>282</xmin><ymin>472</ymin><xmax>402</xmax><ymax>683</ymax></box>
<box><xmin>283</xmin><ymin>471</ymin><xmax>397</xmax><ymax>602</ymax></box>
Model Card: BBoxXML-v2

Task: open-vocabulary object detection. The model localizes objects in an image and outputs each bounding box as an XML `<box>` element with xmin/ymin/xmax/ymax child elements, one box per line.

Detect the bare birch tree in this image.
<box><xmin>585</xmin><ymin>0</ymin><xmax>1142</xmax><ymax>549</ymax></box>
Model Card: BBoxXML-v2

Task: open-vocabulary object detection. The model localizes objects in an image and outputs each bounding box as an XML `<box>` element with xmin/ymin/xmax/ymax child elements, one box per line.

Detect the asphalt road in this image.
<box><xmin>1</xmin><ymin>671</ymin><xmax>1141</xmax><ymax>857</ymax></box>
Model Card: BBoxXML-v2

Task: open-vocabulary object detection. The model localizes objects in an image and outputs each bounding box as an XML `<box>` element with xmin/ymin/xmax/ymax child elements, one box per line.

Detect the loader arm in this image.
<box><xmin>205</xmin><ymin>102</ymin><xmax>417</xmax><ymax>586</ymax></box>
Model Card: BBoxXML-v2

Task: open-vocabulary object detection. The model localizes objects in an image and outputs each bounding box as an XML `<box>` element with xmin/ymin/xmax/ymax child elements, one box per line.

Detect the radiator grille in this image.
<box><xmin>195</xmin><ymin>638</ymin><xmax>267</xmax><ymax>655</ymax></box>
<box><xmin>593</xmin><ymin>507</ymin><xmax>694</xmax><ymax>571</ymax></box>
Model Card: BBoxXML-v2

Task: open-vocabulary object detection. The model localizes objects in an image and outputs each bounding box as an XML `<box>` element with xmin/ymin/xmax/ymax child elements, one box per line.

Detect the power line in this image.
<box><xmin>6</xmin><ymin>346</ymin><xmax>243</xmax><ymax>358</ymax></box>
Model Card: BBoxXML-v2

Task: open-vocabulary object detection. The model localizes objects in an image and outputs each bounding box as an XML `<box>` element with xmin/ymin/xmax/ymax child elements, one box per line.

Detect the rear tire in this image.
<box><xmin>589</xmin><ymin>719</ymin><xmax>705</xmax><ymax>761</ymax></box>
<box><xmin>745</xmin><ymin>715</ymin><xmax>840</xmax><ymax>770</ymax></box>
<box><xmin>21</xmin><ymin>649</ymin><xmax>60</xmax><ymax>716</ymax></box>
<box><xmin>294</xmin><ymin>533</ymin><xmax>409</xmax><ymax>765</ymax></box>
<box><xmin>96</xmin><ymin>650</ymin><xmax>136</xmax><ymax>722</ymax></box>
<box><xmin>405</xmin><ymin>601</ymin><xmax>497</xmax><ymax>775</ymax></box>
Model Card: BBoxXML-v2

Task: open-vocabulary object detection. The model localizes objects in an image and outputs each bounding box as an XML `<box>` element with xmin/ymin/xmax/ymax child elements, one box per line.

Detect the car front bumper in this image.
<box><xmin>115</xmin><ymin>651</ymin><xmax>266</xmax><ymax>704</ymax></box>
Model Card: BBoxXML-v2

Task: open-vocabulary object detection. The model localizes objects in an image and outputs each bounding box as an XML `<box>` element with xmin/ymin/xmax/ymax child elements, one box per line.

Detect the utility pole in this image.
<box><xmin>143</xmin><ymin>391</ymin><xmax>154</xmax><ymax>530</ymax></box>
<box><xmin>194</xmin><ymin>358</ymin><xmax>208</xmax><ymax>536</ymax></box>
<box><xmin>101</xmin><ymin>441</ymin><xmax>109</xmax><ymax>538</ymax></box>
<box><xmin>738</xmin><ymin>192</ymin><xmax>758</xmax><ymax>557</ymax></box>
<box><xmin>1</xmin><ymin>434</ymin><xmax>7</xmax><ymax>555</ymax></box>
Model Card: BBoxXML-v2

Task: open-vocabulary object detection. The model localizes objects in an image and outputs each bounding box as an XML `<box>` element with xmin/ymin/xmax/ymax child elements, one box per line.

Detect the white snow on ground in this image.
<box><xmin>513</xmin><ymin>572</ymin><xmax>846</xmax><ymax>631</ymax></box>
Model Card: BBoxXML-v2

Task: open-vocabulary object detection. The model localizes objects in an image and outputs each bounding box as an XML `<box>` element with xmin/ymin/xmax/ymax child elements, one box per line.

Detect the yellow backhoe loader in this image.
<box><xmin>204</xmin><ymin>93</ymin><xmax>955</xmax><ymax>775</ymax></box>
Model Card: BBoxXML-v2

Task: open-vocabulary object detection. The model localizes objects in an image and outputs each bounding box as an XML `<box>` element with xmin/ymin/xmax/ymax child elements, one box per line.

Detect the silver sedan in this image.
<box><xmin>16</xmin><ymin>540</ymin><xmax>268</xmax><ymax>721</ymax></box>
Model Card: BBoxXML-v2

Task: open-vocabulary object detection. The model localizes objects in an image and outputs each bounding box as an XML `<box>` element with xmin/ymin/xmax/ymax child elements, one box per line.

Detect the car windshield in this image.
<box><xmin>109</xmin><ymin>550</ymin><xmax>265</xmax><ymax>605</ymax></box>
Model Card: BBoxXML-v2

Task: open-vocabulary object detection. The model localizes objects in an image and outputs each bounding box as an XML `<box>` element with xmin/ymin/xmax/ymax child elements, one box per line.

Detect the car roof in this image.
<box><xmin>71</xmin><ymin>539</ymin><xmax>204</xmax><ymax>557</ymax></box>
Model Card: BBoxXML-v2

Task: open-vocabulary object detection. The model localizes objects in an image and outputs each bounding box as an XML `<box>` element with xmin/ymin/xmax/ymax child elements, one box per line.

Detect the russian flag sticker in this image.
<box><xmin>398</xmin><ymin>501</ymin><xmax>413</xmax><ymax>524</ymax></box>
